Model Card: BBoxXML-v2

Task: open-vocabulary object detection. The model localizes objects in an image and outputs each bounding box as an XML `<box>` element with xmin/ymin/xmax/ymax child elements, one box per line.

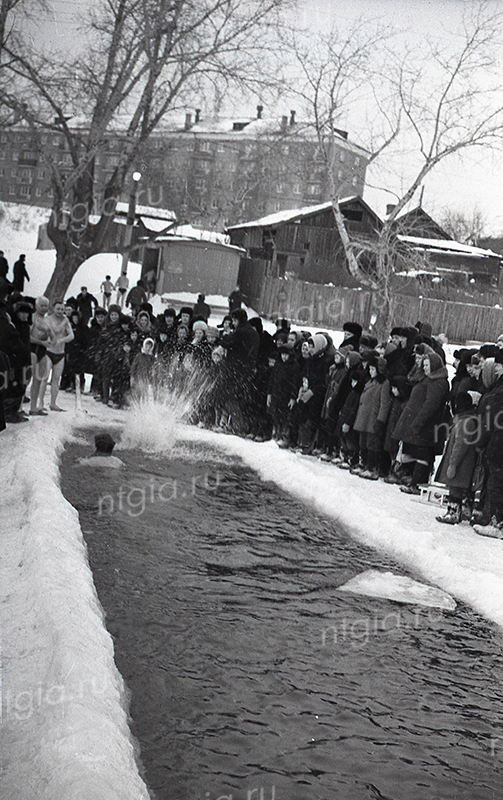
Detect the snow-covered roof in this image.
<box><xmin>398</xmin><ymin>235</ymin><xmax>502</xmax><ymax>259</ymax></box>
<box><xmin>114</xmin><ymin>202</ymin><xmax>176</xmax><ymax>221</ymax></box>
<box><xmin>227</xmin><ymin>196</ymin><xmax>377</xmax><ymax>230</ymax></box>
<box><xmin>140</xmin><ymin>216</ymin><xmax>177</xmax><ymax>233</ymax></box>
<box><xmin>145</xmin><ymin>234</ymin><xmax>244</xmax><ymax>253</ymax></box>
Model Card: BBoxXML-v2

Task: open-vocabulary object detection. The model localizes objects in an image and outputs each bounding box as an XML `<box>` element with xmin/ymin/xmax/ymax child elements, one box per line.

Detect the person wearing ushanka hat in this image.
<box><xmin>340</xmin><ymin>321</ymin><xmax>362</xmax><ymax>354</ymax></box>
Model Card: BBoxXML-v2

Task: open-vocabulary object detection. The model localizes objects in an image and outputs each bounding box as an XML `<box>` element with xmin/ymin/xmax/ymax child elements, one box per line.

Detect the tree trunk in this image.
<box><xmin>44</xmin><ymin>245</ymin><xmax>87</xmax><ymax>301</ymax></box>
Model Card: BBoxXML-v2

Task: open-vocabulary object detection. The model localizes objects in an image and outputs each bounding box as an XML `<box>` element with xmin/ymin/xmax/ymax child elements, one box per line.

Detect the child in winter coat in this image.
<box><xmin>337</xmin><ymin>370</ymin><xmax>366</xmax><ymax>469</ymax></box>
<box><xmin>383</xmin><ymin>375</ymin><xmax>412</xmax><ymax>484</ymax></box>
<box><xmin>267</xmin><ymin>346</ymin><xmax>301</xmax><ymax>444</ymax></box>
<box><xmin>353</xmin><ymin>356</ymin><xmax>391</xmax><ymax>480</ymax></box>
<box><xmin>435</xmin><ymin>392</ymin><xmax>478</xmax><ymax>524</ymax></box>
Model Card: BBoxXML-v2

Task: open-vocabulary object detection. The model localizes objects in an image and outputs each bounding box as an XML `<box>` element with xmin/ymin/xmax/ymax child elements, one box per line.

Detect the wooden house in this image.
<box><xmin>226</xmin><ymin>196</ymin><xmax>382</xmax><ymax>297</ymax></box>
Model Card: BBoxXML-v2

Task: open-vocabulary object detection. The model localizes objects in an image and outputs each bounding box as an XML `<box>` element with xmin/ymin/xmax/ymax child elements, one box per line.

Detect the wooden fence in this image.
<box><xmin>254</xmin><ymin>277</ymin><xmax>503</xmax><ymax>342</ymax></box>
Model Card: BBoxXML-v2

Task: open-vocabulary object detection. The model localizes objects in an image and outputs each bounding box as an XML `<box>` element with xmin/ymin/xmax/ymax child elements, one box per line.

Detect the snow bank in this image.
<box><xmin>0</xmin><ymin>403</ymin><xmax>150</xmax><ymax>800</ymax></box>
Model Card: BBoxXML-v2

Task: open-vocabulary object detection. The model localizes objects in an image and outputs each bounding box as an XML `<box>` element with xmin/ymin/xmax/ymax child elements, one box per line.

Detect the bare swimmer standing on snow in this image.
<box><xmin>29</xmin><ymin>296</ymin><xmax>52</xmax><ymax>416</ymax></box>
<box><xmin>41</xmin><ymin>299</ymin><xmax>74</xmax><ymax>412</ymax></box>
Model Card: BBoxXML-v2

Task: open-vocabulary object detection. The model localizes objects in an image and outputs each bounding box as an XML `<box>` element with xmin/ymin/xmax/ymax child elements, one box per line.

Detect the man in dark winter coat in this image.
<box><xmin>76</xmin><ymin>286</ymin><xmax>98</xmax><ymax>325</ymax></box>
<box><xmin>386</xmin><ymin>327</ymin><xmax>415</xmax><ymax>378</ymax></box>
<box><xmin>0</xmin><ymin>298</ymin><xmax>31</xmax><ymax>422</ymax></box>
<box><xmin>220</xmin><ymin>308</ymin><xmax>260</xmax><ymax>374</ymax></box>
<box><xmin>340</xmin><ymin>321</ymin><xmax>362</xmax><ymax>353</ymax></box>
<box><xmin>126</xmin><ymin>281</ymin><xmax>148</xmax><ymax>312</ymax></box>
<box><xmin>12</xmin><ymin>254</ymin><xmax>30</xmax><ymax>292</ymax></box>
<box><xmin>192</xmin><ymin>294</ymin><xmax>211</xmax><ymax>323</ymax></box>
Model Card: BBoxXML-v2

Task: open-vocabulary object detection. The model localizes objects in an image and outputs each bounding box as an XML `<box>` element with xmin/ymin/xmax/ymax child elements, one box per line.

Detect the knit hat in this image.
<box><xmin>346</xmin><ymin>351</ymin><xmax>362</xmax><ymax>368</ymax></box>
<box><xmin>495</xmin><ymin>350</ymin><xmax>503</xmax><ymax>365</ymax></box>
<box><xmin>308</xmin><ymin>333</ymin><xmax>327</xmax><ymax>355</ymax></box>
<box><xmin>192</xmin><ymin>320</ymin><xmax>208</xmax><ymax>333</ymax></box>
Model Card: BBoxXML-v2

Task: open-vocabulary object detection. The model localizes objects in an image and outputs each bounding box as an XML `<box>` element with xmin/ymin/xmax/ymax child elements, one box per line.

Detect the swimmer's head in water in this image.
<box><xmin>94</xmin><ymin>433</ymin><xmax>115</xmax><ymax>455</ymax></box>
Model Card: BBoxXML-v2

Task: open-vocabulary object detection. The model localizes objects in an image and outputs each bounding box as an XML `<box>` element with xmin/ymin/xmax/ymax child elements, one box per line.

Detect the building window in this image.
<box><xmin>199</xmin><ymin>141</ymin><xmax>211</xmax><ymax>152</ymax></box>
<box><xmin>211</xmin><ymin>197</ymin><xmax>218</xmax><ymax>208</ymax></box>
<box><xmin>41</xmin><ymin>135</ymin><xmax>48</xmax><ymax>144</ymax></box>
<box><xmin>293</xmin><ymin>183</ymin><xmax>301</xmax><ymax>194</ymax></box>
<box><xmin>217</xmin><ymin>143</ymin><xmax>225</xmax><ymax>153</ymax></box>
<box><xmin>352</xmin><ymin>176</ymin><xmax>358</xmax><ymax>186</ymax></box>
<box><xmin>339</xmin><ymin>151</ymin><xmax>345</xmax><ymax>162</ymax></box>
<box><xmin>11</xmin><ymin>169</ymin><xmax>17</xmax><ymax>177</ymax></box>
<box><xmin>195</xmin><ymin>178</ymin><xmax>205</xmax><ymax>189</ymax></box>
<box><xmin>337</xmin><ymin>170</ymin><xmax>343</xmax><ymax>180</ymax></box>
<box><xmin>282</xmin><ymin>145</ymin><xmax>290</xmax><ymax>155</ymax></box>
<box><xmin>355</xmin><ymin>156</ymin><xmax>360</xmax><ymax>166</ymax></box>
<box><xmin>12</xmin><ymin>152</ymin><xmax>19</xmax><ymax>161</ymax></box>
<box><xmin>9</xmin><ymin>186</ymin><xmax>15</xmax><ymax>195</ymax></box>
<box><xmin>48</xmin><ymin>188</ymin><xmax>54</xmax><ymax>197</ymax></box>
<box><xmin>19</xmin><ymin>186</ymin><xmax>31</xmax><ymax>196</ymax></box>
<box><xmin>0</xmin><ymin>167</ymin><xmax>4</xmax><ymax>176</ymax></box>
<box><xmin>38</xmin><ymin>169</ymin><xmax>45</xmax><ymax>179</ymax></box>
<box><xmin>274</xmin><ymin>201</ymin><xmax>281</xmax><ymax>211</ymax></box>
<box><xmin>0</xmin><ymin>134</ymin><xmax>7</xmax><ymax>143</ymax></box>
<box><xmin>36</xmin><ymin>187</ymin><xmax>42</xmax><ymax>197</ymax></box>
<box><xmin>276</xmin><ymin>183</ymin><xmax>283</xmax><ymax>194</ymax></box>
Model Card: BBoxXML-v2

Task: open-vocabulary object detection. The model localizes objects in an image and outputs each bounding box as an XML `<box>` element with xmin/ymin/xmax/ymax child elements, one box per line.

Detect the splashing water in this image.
<box><xmin>119</xmin><ymin>370</ymin><xmax>211</xmax><ymax>455</ymax></box>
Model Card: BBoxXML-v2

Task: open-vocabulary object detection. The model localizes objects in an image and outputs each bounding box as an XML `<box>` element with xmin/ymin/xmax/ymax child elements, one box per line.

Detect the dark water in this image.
<box><xmin>61</xmin><ymin>437</ymin><xmax>503</xmax><ymax>800</ymax></box>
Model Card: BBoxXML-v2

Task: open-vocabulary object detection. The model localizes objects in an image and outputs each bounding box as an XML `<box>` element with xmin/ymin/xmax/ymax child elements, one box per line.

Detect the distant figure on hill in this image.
<box><xmin>228</xmin><ymin>285</ymin><xmax>243</xmax><ymax>312</ymax></box>
<box><xmin>12</xmin><ymin>254</ymin><xmax>30</xmax><ymax>292</ymax></box>
<box><xmin>193</xmin><ymin>293</ymin><xmax>211</xmax><ymax>322</ymax></box>
<box><xmin>100</xmin><ymin>275</ymin><xmax>114</xmax><ymax>309</ymax></box>
<box><xmin>0</xmin><ymin>250</ymin><xmax>9</xmax><ymax>281</ymax></box>
<box><xmin>76</xmin><ymin>286</ymin><xmax>98</xmax><ymax>325</ymax></box>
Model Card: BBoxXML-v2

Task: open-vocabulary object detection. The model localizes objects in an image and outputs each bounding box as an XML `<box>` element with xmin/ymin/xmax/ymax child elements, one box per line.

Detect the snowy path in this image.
<box><xmin>2</xmin><ymin>393</ymin><xmax>503</xmax><ymax>798</ymax></box>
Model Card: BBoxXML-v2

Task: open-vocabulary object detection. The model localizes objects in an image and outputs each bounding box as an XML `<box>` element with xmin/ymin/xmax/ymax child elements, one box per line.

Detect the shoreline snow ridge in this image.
<box><xmin>2</xmin><ymin>393</ymin><xmax>503</xmax><ymax>798</ymax></box>
<box><xmin>0</xmin><ymin>407</ymin><xmax>150</xmax><ymax>800</ymax></box>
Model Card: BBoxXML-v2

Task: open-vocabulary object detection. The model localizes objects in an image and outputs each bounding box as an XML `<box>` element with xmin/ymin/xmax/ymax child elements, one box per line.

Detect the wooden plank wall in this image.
<box><xmin>255</xmin><ymin>277</ymin><xmax>503</xmax><ymax>342</ymax></box>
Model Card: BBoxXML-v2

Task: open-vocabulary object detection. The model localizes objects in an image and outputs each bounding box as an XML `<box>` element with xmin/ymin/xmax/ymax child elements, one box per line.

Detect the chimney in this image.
<box><xmin>195</xmin><ymin>108</ymin><xmax>201</xmax><ymax>124</ymax></box>
<box><xmin>289</xmin><ymin>110</ymin><xmax>296</xmax><ymax>126</ymax></box>
<box><xmin>257</xmin><ymin>104</ymin><xmax>263</xmax><ymax>119</ymax></box>
<box><xmin>184</xmin><ymin>112</ymin><xmax>192</xmax><ymax>131</ymax></box>
<box><xmin>280</xmin><ymin>115</ymin><xmax>288</xmax><ymax>132</ymax></box>
<box><xmin>386</xmin><ymin>203</ymin><xmax>396</xmax><ymax>216</ymax></box>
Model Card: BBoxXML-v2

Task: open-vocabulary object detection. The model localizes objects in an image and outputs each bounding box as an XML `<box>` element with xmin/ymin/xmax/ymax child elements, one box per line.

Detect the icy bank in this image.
<box><xmin>0</xmin><ymin>405</ymin><xmax>150</xmax><ymax>800</ymax></box>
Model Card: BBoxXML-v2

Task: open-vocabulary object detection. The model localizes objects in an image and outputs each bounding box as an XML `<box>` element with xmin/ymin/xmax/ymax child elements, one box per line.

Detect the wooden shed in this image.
<box><xmin>138</xmin><ymin>231</ymin><xmax>244</xmax><ymax>296</ymax></box>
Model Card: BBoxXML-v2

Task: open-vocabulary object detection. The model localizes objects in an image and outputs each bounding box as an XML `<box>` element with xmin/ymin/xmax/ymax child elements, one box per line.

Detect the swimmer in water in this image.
<box><xmin>77</xmin><ymin>433</ymin><xmax>124</xmax><ymax>468</ymax></box>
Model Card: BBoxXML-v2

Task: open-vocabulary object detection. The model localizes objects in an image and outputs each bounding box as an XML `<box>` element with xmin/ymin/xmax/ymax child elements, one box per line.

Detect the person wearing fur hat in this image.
<box><xmin>358</xmin><ymin>334</ymin><xmax>378</xmax><ymax>359</ymax></box>
<box><xmin>190</xmin><ymin>320</ymin><xmax>212</xmax><ymax>367</ymax></box>
<box><xmin>386</xmin><ymin>327</ymin><xmax>415</xmax><ymax>378</ymax></box>
<box><xmin>393</xmin><ymin>352</ymin><xmax>450</xmax><ymax>494</ymax></box>
<box><xmin>340</xmin><ymin>321</ymin><xmax>362</xmax><ymax>354</ymax></box>
<box><xmin>353</xmin><ymin>356</ymin><xmax>391</xmax><ymax>479</ymax></box>
<box><xmin>450</xmin><ymin>349</ymin><xmax>479</xmax><ymax>398</ymax></box>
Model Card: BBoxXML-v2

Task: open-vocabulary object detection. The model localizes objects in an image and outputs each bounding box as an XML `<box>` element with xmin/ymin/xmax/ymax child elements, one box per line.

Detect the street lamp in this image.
<box><xmin>121</xmin><ymin>171</ymin><xmax>142</xmax><ymax>276</ymax></box>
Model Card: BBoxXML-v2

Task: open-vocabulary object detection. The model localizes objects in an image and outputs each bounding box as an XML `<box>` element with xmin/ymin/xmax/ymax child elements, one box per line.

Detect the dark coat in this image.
<box><xmin>435</xmin><ymin>411</ymin><xmax>478</xmax><ymax>490</ymax></box>
<box><xmin>220</xmin><ymin>322</ymin><xmax>260</xmax><ymax>372</ymax></box>
<box><xmin>12</xmin><ymin>259</ymin><xmax>29</xmax><ymax>292</ymax></box>
<box><xmin>393</xmin><ymin>365</ymin><xmax>449</xmax><ymax>449</ymax></box>
<box><xmin>268</xmin><ymin>355</ymin><xmax>300</xmax><ymax>417</ymax></box>
<box><xmin>479</xmin><ymin>376</ymin><xmax>503</xmax><ymax>468</ymax></box>
<box><xmin>354</xmin><ymin>377</ymin><xmax>391</xmax><ymax>435</ymax></box>
<box><xmin>338</xmin><ymin>383</ymin><xmax>364</xmax><ymax>429</ymax></box>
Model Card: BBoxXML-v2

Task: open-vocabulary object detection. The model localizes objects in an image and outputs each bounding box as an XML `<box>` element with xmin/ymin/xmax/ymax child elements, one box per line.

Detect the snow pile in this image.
<box><xmin>0</xmin><ymin>408</ymin><xmax>150</xmax><ymax>800</ymax></box>
<box><xmin>0</xmin><ymin>201</ymin><xmax>142</xmax><ymax>298</ymax></box>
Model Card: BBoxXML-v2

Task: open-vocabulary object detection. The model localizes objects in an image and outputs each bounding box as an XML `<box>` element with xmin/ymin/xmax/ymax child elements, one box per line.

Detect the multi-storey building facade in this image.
<box><xmin>0</xmin><ymin>109</ymin><xmax>369</xmax><ymax>228</ymax></box>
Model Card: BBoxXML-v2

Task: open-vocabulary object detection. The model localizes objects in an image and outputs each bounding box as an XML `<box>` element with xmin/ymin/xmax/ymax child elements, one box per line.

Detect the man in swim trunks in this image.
<box><xmin>115</xmin><ymin>273</ymin><xmax>129</xmax><ymax>308</ymax></box>
<box><xmin>30</xmin><ymin>296</ymin><xmax>52</xmax><ymax>415</ymax></box>
<box><xmin>100</xmin><ymin>275</ymin><xmax>114</xmax><ymax>310</ymax></box>
<box><xmin>42</xmin><ymin>300</ymin><xmax>74</xmax><ymax>411</ymax></box>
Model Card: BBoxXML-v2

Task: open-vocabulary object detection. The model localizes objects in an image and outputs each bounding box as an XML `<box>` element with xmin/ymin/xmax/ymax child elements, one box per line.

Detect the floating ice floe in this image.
<box><xmin>337</xmin><ymin>569</ymin><xmax>457</xmax><ymax>610</ymax></box>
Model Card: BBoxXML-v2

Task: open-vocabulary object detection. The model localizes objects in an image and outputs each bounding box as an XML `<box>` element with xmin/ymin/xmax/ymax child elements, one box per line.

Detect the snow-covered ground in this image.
<box><xmin>2</xmin><ymin>391</ymin><xmax>503</xmax><ymax>798</ymax></box>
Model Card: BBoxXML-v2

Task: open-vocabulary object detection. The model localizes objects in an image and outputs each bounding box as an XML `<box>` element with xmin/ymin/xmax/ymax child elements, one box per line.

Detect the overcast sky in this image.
<box><xmin>28</xmin><ymin>0</ymin><xmax>503</xmax><ymax>235</ymax></box>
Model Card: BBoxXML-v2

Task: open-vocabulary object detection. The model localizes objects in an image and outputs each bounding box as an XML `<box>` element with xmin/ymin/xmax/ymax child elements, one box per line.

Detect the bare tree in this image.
<box><xmin>0</xmin><ymin>0</ymin><xmax>290</xmax><ymax>298</ymax></box>
<box><xmin>438</xmin><ymin>207</ymin><xmax>486</xmax><ymax>245</ymax></box>
<box><xmin>287</xmin><ymin>2</ymin><xmax>503</xmax><ymax>335</ymax></box>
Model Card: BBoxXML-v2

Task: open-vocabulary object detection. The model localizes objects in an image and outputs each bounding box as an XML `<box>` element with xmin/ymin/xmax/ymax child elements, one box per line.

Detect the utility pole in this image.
<box><xmin>121</xmin><ymin>171</ymin><xmax>141</xmax><ymax>276</ymax></box>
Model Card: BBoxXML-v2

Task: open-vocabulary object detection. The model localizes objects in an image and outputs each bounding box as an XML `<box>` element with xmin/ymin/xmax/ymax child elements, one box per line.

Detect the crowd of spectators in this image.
<box><xmin>1</xmin><ymin>276</ymin><xmax>503</xmax><ymax>538</ymax></box>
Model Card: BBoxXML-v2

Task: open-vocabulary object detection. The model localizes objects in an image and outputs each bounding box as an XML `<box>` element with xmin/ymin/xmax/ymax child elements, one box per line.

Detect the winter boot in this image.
<box><xmin>436</xmin><ymin>502</ymin><xmax>462</xmax><ymax>525</ymax></box>
<box><xmin>472</xmin><ymin>516</ymin><xmax>503</xmax><ymax>539</ymax></box>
